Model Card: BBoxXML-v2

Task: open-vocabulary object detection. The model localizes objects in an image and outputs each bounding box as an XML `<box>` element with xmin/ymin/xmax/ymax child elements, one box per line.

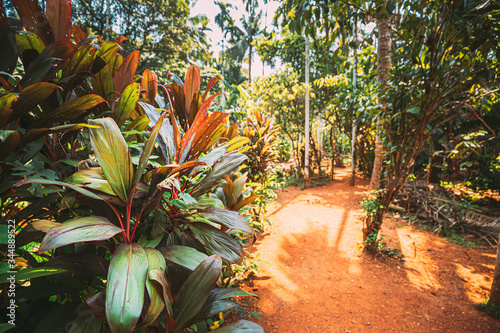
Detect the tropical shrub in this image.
<box><xmin>0</xmin><ymin>1</ymin><xmax>264</xmax><ymax>332</ymax></box>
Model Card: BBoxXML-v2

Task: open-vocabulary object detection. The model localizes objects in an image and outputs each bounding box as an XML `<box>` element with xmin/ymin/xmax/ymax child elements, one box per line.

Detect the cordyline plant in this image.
<box><xmin>1</xmin><ymin>0</ymin><xmax>265</xmax><ymax>332</ymax></box>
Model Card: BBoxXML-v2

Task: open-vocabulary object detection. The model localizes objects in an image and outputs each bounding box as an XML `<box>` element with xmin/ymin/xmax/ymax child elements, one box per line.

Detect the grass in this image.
<box><xmin>477</xmin><ymin>299</ymin><xmax>500</xmax><ymax>319</ymax></box>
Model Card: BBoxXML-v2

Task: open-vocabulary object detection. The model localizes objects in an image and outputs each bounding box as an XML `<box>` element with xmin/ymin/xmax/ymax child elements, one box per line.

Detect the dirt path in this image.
<box><xmin>243</xmin><ymin>168</ymin><xmax>500</xmax><ymax>332</ymax></box>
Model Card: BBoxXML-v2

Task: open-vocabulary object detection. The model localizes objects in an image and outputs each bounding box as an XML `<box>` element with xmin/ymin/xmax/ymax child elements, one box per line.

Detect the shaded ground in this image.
<box><xmin>242</xmin><ymin>167</ymin><xmax>500</xmax><ymax>332</ymax></box>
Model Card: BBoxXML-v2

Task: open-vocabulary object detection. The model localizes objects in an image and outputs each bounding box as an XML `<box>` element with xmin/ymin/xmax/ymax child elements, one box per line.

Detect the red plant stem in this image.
<box><xmin>13</xmin><ymin>118</ymin><xmax>20</xmax><ymax>130</ymax></box>
<box><xmin>130</xmin><ymin>212</ymin><xmax>142</xmax><ymax>241</ymax></box>
<box><xmin>125</xmin><ymin>187</ymin><xmax>137</xmax><ymax>244</ymax></box>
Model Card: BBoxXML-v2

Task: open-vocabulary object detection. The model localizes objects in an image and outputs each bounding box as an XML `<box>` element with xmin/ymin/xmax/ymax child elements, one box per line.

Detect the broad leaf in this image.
<box><xmin>68</xmin><ymin>309</ymin><xmax>102</xmax><ymax>333</ymax></box>
<box><xmin>159</xmin><ymin>245</ymin><xmax>207</xmax><ymax>271</ymax></box>
<box><xmin>0</xmin><ymin>267</ymin><xmax>66</xmax><ymax>283</ymax></box>
<box><xmin>91</xmin><ymin>64</ymin><xmax>114</xmax><ymax>103</ymax></box>
<box><xmin>211</xmin><ymin>320</ymin><xmax>265</xmax><ymax>332</ymax></box>
<box><xmin>46</xmin><ymin>0</ymin><xmax>72</xmax><ymax>41</ymax></box>
<box><xmin>11</xmin><ymin>82</ymin><xmax>60</xmax><ymax>120</ymax></box>
<box><xmin>189</xmin><ymin>222</ymin><xmax>243</xmax><ymax>263</ymax></box>
<box><xmin>172</xmin><ymin>255</ymin><xmax>222</xmax><ymax>333</ymax></box>
<box><xmin>0</xmin><ymin>130</ymin><xmax>20</xmax><ymax>160</ymax></box>
<box><xmin>114</xmin><ymin>82</ymin><xmax>140</xmax><ymax>127</ymax></box>
<box><xmin>12</xmin><ymin>0</ymin><xmax>54</xmax><ymax>45</ymax></box>
<box><xmin>198</xmin><ymin>207</ymin><xmax>253</xmax><ymax>234</ymax></box>
<box><xmin>38</xmin><ymin>216</ymin><xmax>123</xmax><ymax>253</ymax></box>
<box><xmin>30</xmin><ymin>94</ymin><xmax>106</xmax><ymax>129</ymax></box>
<box><xmin>133</xmin><ymin>113</ymin><xmax>165</xmax><ymax>186</ymax></box>
<box><xmin>191</xmin><ymin>153</ymin><xmax>248</xmax><ymax>197</ymax></box>
<box><xmin>137</xmin><ymin>248</ymin><xmax>167</xmax><ymax>329</ymax></box>
<box><xmin>88</xmin><ymin>117</ymin><xmax>134</xmax><ymax>202</ymax></box>
<box><xmin>183</xmin><ymin>65</ymin><xmax>201</xmax><ymax>122</ymax></box>
<box><xmin>113</xmin><ymin>50</ymin><xmax>139</xmax><ymax>94</ymax></box>
<box><xmin>64</xmin><ymin>167</ymin><xmax>115</xmax><ymax>196</ymax></box>
<box><xmin>141</xmin><ymin>69</ymin><xmax>158</xmax><ymax>105</ymax></box>
<box><xmin>106</xmin><ymin>243</ymin><xmax>148</xmax><ymax>333</ymax></box>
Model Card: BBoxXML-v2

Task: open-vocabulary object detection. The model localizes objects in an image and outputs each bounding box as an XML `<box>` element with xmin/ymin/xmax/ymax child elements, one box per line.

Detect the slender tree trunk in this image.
<box><xmin>427</xmin><ymin>137</ymin><xmax>442</xmax><ymax>183</ymax></box>
<box><xmin>490</xmin><ymin>235</ymin><xmax>500</xmax><ymax>304</ymax></box>
<box><xmin>248</xmin><ymin>43</ymin><xmax>252</xmax><ymax>85</ymax></box>
<box><xmin>369</xmin><ymin>15</ymin><xmax>392</xmax><ymax>191</ymax></box>
<box><xmin>330</xmin><ymin>125</ymin><xmax>335</xmax><ymax>179</ymax></box>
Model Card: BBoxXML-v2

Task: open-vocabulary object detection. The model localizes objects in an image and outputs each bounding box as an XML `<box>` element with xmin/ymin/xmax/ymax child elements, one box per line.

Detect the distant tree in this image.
<box><xmin>72</xmin><ymin>0</ymin><xmax>207</xmax><ymax>73</ymax></box>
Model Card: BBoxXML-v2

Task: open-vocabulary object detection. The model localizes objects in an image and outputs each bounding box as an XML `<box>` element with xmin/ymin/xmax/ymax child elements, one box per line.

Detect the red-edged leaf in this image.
<box><xmin>142</xmin><ymin>69</ymin><xmax>158</xmax><ymax>106</ymax></box>
<box><xmin>167</xmin><ymin>83</ymin><xmax>188</xmax><ymax>129</ymax></box>
<box><xmin>188</xmin><ymin>92</ymin><xmax>202</xmax><ymax>126</ymax></box>
<box><xmin>172</xmin><ymin>255</ymin><xmax>222</xmax><ymax>332</ymax></box>
<box><xmin>38</xmin><ymin>216</ymin><xmax>123</xmax><ymax>253</ymax></box>
<box><xmin>12</xmin><ymin>0</ymin><xmax>54</xmax><ymax>45</ymax></box>
<box><xmin>91</xmin><ymin>64</ymin><xmax>114</xmax><ymax>103</ymax></box>
<box><xmin>114</xmin><ymin>36</ymin><xmax>128</xmax><ymax>45</ymax></box>
<box><xmin>88</xmin><ymin>117</ymin><xmax>134</xmax><ymax>202</ymax></box>
<box><xmin>15</xmin><ymin>31</ymin><xmax>45</xmax><ymax>68</ymax></box>
<box><xmin>0</xmin><ymin>130</ymin><xmax>21</xmax><ymax>159</ymax></box>
<box><xmin>46</xmin><ymin>0</ymin><xmax>72</xmax><ymax>41</ymax></box>
<box><xmin>108</xmin><ymin>53</ymin><xmax>123</xmax><ymax>76</ymax></box>
<box><xmin>192</xmin><ymin>93</ymin><xmax>223</xmax><ymax>125</ymax></box>
<box><xmin>63</xmin><ymin>43</ymin><xmax>96</xmax><ymax>76</ymax></box>
<box><xmin>64</xmin><ymin>167</ymin><xmax>115</xmax><ymax>196</ymax></box>
<box><xmin>113</xmin><ymin>82</ymin><xmax>140</xmax><ymax>127</ymax></box>
<box><xmin>106</xmin><ymin>243</ymin><xmax>148</xmax><ymax>333</ymax></box>
<box><xmin>188</xmin><ymin>223</ymin><xmax>242</xmax><ymax>263</ymax></box>
<box><xmin>97</xmin><ymin>41</ymin><xmax>120</xmax><ymax>64</ymax></box>
<box><xmin>133</xmin><ymin>113</ymin><xmax>165</xmax><ymax>185</ymax></box>
<box><xmin>22</xmin><ymin>122</ymin><xmax>100</xmax><ymax>145</ymax></box>
<box><xmin>113</xmin><ymin>50</ymin><xmax>139</xmax><ymax>94</ymax></box>
<box><xmin>11</xmin><ymin>82</ymin><xmax>60</xmax><ymax>119</ymax></box>
<box><xmin>202</xmin><ymin>77</ymin><xmax>221</xmax><ymax>101</ymax></box>
<box><xmin>14</xmin><ymin>178</ymin><xmax>106</xmax><ymax>201</ymax></box>
<box><xmin>0</xmin><ymin>94</ymin><xmax>17</xmax><ymax>128</ymax></box>
<box><xmin>28</xmin><ymin>94</ymin><xmax>106</xmax><ymax>129</ymax></box>
<box><xmin>198</xmin><ymin>207</ymin><xmax>254</xmax><ymax>233</ymax></box>
<box><xmin>72</xmin><ymin>24</ymin><xmax>86</xmax><ymax>44</ymax></box>
<box><xmin>183</xmin><ymin>65</ymin><xmax>200</xmax><ymax>115</ymax></box>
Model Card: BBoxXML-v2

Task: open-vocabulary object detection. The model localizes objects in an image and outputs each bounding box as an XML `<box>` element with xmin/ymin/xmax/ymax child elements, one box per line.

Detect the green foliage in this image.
<box><xmin>478</xmin><ymin>299</ymin><xmax>500</xmax><ymax>319</ymax></box>
<box><xmin>0</xmin><ymin>2</ymin><xmax>264</xmax><ymax>332</ymax></box>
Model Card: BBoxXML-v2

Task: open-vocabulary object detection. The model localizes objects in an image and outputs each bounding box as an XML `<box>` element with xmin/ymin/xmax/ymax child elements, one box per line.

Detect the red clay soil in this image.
<box><xmin>241</xmin><ymin>167</ymin><xmax>500</xmax><ymax>332</ymax></box>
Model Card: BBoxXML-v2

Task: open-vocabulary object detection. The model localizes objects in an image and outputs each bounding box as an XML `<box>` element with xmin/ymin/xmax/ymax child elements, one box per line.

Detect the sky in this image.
<box><xmin>190</xmin><ymin>0</ymin><xmax>281</xmax><ymax>78</ymax></box>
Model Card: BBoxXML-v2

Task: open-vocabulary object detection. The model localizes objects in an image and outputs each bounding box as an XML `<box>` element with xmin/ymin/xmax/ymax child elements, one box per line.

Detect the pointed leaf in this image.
<box><xmin>64</xmin><ymin>167</ymin><xmax>115</xmax><ymax>196</ymax></box>
<box><xmin>0</xmin><ymin>267</ymin><xmax>66</xmax><ymax>283</ymax></box>
<box><xmin>15</xmin><ymin>31</ymin><xmax>45</xmax><ymax>68</ymax></box>
<box><xmin>38</xmin><ymin>216</ymin><xmax>123</xmax><ymax>253</ymax></box>
<box><xmin>12</xmin><ymin>0</ymin><xmax>54</xmax><ymax>45</ymax></box>
<box><xmin>183</xmin><ymin>65</ymin><xmax>200</xmax><ymax>117</ymax></box>
<box><xmin>198</xmin><ymin>207</ymin><xmax>253</xmax><ymax>234</ymax></box>
<box><xmin>88</xmin><ymin>117</ymin><xmax>134</xmax><ymax>202</ymax></box>
<box><xmin>159</xmin><ymin>245</ymin><xmax>207</xmax><ymax>271</ymax></box>
<box><xmin>147</xmin><ymin>269</ymin><xmax>175</xmax><ymax>330</ymax></box>
<box><xmin>172</xmin><ymin>255</ymin><xmax>222</xmax><ymax>332</ymax></box>
<box><xmin>232</xmin><ymin>195</ymin><xmax>260</xmax><ymax>212</ymax></box>
<box><xmin>106</xmin><ymin>243</ymin><xmax>148</xmax><ymax>333</ymax></box>
<box><xmin>137</xmin><ymin>249</ymin><xmax>167</xmax><ymax>329</ymax></box>
<box><xmin>30</xmin><ymin>94</ymin><xmax>106</xmax><ymax>129</ymax></box>
<box><xmin>91</xmin><ymin>65</ymin><xmax>114</xmax><ymax>103</ymax></box>
<box><xmin>22</xmin><ymin>123</ymin><xmax>100</xmax><ymax>145</ymax></box>
<box><xmin>72</xmin><ymin>24</ymin><xmax>86</xmax><ymax>44</ymax></box>
<box><xmin>46</xmin><ymin>0</ymin><xmax>72</xmax><ymax>41</ymax></box>
<box><xmin>191</xmin><ymin>153</ymin><xmax>248</xmax><ymax>197</ymax></box>
<box><xmin>133</xmin><ymin>113</ymin><xmax>165</xmax><ymax>186</ymax></box>
<box><xmin>142</xmin><ymin>69</ymin><xmax>158</xmax><ymax>106</ymax></box>
<box><xmin>14</xmin><ymin>178</ymin><xmax>106</xmax><ymax>201</ymax></box>
<box><xmin>113</xmin><ymin>82</ymin><xmax>140</xmax><ymax>126</ymax></box>
<box><xmin>113</xmin><ymin>50</ymin><xmax>139</xmax><ymax>94</ymax></box>
<box><xmin>11</xmin><ymin>82</ymin><xmax>59</xmax><ymax>120</ymax></box>
<box><xmin>0</xmin><ymin>130</ymin><xmax>21</xmax><ymax>159</ymax></box>
<box><xmin>189</xmin><ymin>222</ymin><xmax>242</xmax><ymax>262</ymax></box>
<box><xmin>202</xmin><ymin>77</ymin><xmax>221</xmax><ymax>101</ymax></box>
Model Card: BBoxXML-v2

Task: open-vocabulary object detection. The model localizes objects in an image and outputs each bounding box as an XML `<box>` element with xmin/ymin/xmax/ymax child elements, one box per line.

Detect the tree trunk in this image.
<box><xmin>369</xmin><ymin>15</ymin><xmax>392</xmax><ymax>191</ymax></box>
<box><xmin>248</xmin><ymin>42</ymin><xmax>252</xmax><ymax>85</ymax></box>
<box><xmin>427</xmin><ymin>138</ymin><xmax>442</xmax><ymax>183</ymax></box>
<box><xmin>330</xmin><ymin>125</ymin><xmax>335</xmax><ymax>179</ymax></box>
<box><xmin>490</xmin><ymin>234</ymin><xmax>500</xmax><ymax>304</ymax></box>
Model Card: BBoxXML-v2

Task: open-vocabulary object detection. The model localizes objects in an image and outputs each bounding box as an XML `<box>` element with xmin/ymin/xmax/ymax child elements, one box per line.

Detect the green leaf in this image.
<box><xmin>11</xmin><ymin>82</ymin><xmax>60</xmax><ymax>120</ymax></box>
<box><xmin>133</xmin><ymin>113</ymin><xmax>164</xmax><ymax>186</ymax></box>
<box><xmin>159</xmin><ymin>245</ymin><xmax>207</xmax><ymax>271</ymax></box>
<box><xmin>198</xmin><ymin>207</ymin><xmax>253</xmax><ymax>233</ymax></box>
<box><xmin>0</xmin><ymin>323</ymin><xmax>15</xmax><ymax>333</ymax></box>
<box><xmin>406</xmin><ymin>107</ymin><xmax>421</xmax><ymax>115</ymax></box>
<box><xmin>0</xmin><ymin>94</ymin><xmax>17</xmax><ymax>128</ymax></box>
<box><xmin>188</xmin><ymin>222</ymin><xmax>243</xmax><ymax>263</ymax></box>
<box><xmin>12</xmin><ymin>0</ymin><xmax>54</xmax><ymax>45</ymax></box>
<box><xmin>137</xmin><ymin>248</ymin><xmax>167</xmax><ymax>329</ymax></box>
<box><xmin>0</xmin><ymin>130</ymin><xmax>20</xmax><ymax>160</ymax></box>
<box><xmin>38</xmin><ymin>216</ymin><xmax>123</xmax><ymax>253</ymax></box>
<box><xmin>64</xmin><ymin>167</ymin><xmax>115</xmax><ymax>196</ymax></box>
<box><xmin>114</xmin><ymin>82</ymin><xmax>141</xmax><ymax>127</ymax></box>
<box><xmin>211</xmin><ymin>320</ymin><xmax>265</xmax><ymax>332</ymax></box>
<box><xmin>88</xmin><ymin>117</ymin><xmax>134</xmax><ymax>202</ymax></box>
<box><xmin>14</xmin><ymin>178</ymin><xmax>106</xmax><ymax>201</ymax></box>
<box><xmin>172</xmin><ymin>255</ymin><xmax>222</xmax><ymax>333</ymax></box>
<box><xmin>191</xmin><ymin>153</ymin><xmax>248</xmax><ymax>197</ymax></box>
<box><xmin>0</xmin><ymin>267</ymin><xmax>66</xmax><ymax>283</ymax></box>
<box><xmin>30</xmin><ymin>94</ymin><xmax>106</xmax><ymax>129</ymax></box>
<box><xmin>92</xmin><ymin>65</ymin><xmax>114</xmax><ymax>103</ymax></box>
<box><xmin>106</xmin><ymin>243</ymin><xmax>148</xmax><ymax>333</ymax></box>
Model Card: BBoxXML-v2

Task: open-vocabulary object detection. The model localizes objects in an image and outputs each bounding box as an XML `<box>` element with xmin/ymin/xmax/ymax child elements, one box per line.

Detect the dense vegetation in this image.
<box><xmin>2</xmin><ymin>0</ymin><xmax>500</xmax><ymax>331</ymax></box>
